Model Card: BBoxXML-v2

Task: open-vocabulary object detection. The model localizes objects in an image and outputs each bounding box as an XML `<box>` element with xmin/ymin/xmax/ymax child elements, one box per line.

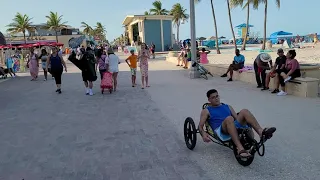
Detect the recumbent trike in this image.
<box><xmin>183</xmin><ymin>103</ymin><xmax>269</xmax><ymax>166</ymax></box>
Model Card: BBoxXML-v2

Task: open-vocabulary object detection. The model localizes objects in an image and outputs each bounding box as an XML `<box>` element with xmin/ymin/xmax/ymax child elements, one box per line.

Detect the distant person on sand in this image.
<box><xmin>199</xmin><ymin>48</ymin><xmax>210</xmax><ymax>64</ymax></box>
<box><xmin>138</xmin><ymin>43</ymin><xmax>150</xmax><ymax>89</ymax></box>
<box><xmin>125</xmin><ymin>49</ymin><xmax>138</xmax><ymax>87</ymax></box>
<box><xmin>220</xmin><ymin>49</ymin><xmax>245</xmax><ymax>81</ymax></box>
<box><xmin>27</xmin><ymin>47</ymin><xmax>39</xmax><ymax>81</ymax></box>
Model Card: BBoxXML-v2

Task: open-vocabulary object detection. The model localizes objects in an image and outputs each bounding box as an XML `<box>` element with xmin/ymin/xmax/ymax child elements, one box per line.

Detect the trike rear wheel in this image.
<box><xmin>184</xmin><ymin>117</ymin><xmax>197</xmax><ymax>150</ymax></box>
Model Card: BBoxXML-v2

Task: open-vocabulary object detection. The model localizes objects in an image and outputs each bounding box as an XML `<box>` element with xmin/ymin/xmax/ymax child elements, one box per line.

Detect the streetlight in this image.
<box><xmin>189</xmin><ymin>0</ymin><xmax>200</xmax><ymax>79</ymax></box>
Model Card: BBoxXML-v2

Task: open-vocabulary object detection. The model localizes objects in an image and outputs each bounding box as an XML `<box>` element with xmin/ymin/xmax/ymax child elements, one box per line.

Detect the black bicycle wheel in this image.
<box><xmin>184</xmin><ymin>117</ymin><xmax>197</xmax><ymax>150</ymax></box>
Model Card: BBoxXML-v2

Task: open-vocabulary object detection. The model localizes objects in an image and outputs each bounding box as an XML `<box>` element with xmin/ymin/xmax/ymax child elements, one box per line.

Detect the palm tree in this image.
<box><xmin>81</xmin><ymin>22</ymin><xmax>93</xmax><ymax>36</ymax></box>
<box><xmin>95</xmin><ymin>22</ymin><xmax>107</xmax><ymax>41</ymax></box>
<box><xmin>261</xmin><ymin>0</ymin><xmax>280</xmax><ymax>50</ymax></box>
<box><xmin>170</xmin><ymin>3</ymin><xmax>189</xmax><ymax>43</ymax></box>
<box><xmin>227</xmin><ymin>0</ymin><xmax>237</xmax><ymax>51</ymax></box>
<box><xmin>6</xmin><ymin>13</ymin><xmax>34</xmax><ymax>44</ymax></box>
<box><xmin>150</xmin><ymin>1</ymin><xmax>169</xmax><ymax>15</ymax></box>
<box><xmin>196</xmin><ymin>0</ymin><xmax>221</xmax><ymax>54</ymax></box>
<box><xmin>144</xmin><ymin>11</ymin><xmax>150</xmax><ymax>15</ymax></box>
<box><xmin>44</xmin><ymin>11</ymin><xmax>67</xmax><ymax>42</ymax></box>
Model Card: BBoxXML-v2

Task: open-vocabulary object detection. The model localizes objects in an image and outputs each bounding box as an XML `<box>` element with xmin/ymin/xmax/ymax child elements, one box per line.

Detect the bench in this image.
<box><xmin>203</xmin><ymin>64</ymin><xmax>319</xmax><ymax>98</ymax></box>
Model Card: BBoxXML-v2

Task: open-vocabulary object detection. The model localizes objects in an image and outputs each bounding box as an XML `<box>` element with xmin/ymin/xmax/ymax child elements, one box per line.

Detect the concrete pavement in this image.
<box><xmin>0</xmin><ymin>55</ymin><xmax>319</xmax><ymax>179</ymax></box>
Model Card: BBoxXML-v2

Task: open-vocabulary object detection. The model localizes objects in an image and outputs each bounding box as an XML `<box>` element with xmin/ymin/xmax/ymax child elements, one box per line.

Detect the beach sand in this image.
<box><xmin>207</xmin><ymin>43</ymin><xmax>320</xmax><ymax>66</ymax></box>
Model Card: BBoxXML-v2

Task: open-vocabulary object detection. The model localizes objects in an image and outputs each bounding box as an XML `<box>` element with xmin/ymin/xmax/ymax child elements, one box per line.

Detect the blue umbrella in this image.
<box><xmin>235</xmin><ymin>23</ymin><xmax>254</xmax><ymax>28</ymax></box>
<box><xmin>270</xmin><ymin>31</ymin><xmax>293</xmax><ymax>38</ymax></box>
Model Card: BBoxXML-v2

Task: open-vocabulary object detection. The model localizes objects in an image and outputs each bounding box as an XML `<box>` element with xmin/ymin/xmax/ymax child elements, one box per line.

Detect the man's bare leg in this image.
<box><xmin>237</xmin><ymin>109</ymin><xmax>264</xmax><ymax>137</ymax></box>
<box><xmin>221</xmin><ymin>64</ymin><xmax>233</xmax><ymax>77</ymax></box>
<box><xmin>222</xmin><ymin>116</ymin><xmax>250</xmax><ymax>156</ymax></box>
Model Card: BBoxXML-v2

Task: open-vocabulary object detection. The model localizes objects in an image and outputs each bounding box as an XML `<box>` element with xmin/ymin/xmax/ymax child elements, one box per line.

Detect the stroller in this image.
<box><xmin>192</xmin><ymin>61</ymin><xmax>213</xmax><ymax>80</ymax></box>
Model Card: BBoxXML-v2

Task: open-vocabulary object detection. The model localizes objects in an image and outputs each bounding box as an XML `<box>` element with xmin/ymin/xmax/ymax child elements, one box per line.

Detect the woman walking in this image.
<box><xmin>97</xmin><ymin>49</ymin><xmax>108</xmax><ymax>80</ymax></box>
<box><xmin>138</xmin><ymin>43</ymin><xmax>150</xmax><ymax>89</ymax></box>
<box><xmin>46</xmin><ymin>47</ymin><xmax>67</xmax><ymax>94</ymax></box>
<box><xmin>39</xmin><ymin>49</ymin><xmax>51</xmax><ymax>81</ymax></box>
<box><xmin>27</xmin><ymin>47</ymin><xmax>39</xmax><ymax>81</ymax></box>
<box><xmin>107</xmin><ymin>48</ymin><xmax>120</xmax><ymax>91</ymax></box>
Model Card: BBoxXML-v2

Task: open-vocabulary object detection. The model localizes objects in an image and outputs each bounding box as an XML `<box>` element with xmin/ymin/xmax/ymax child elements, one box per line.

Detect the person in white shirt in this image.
<box><xmin>106</xmin><ymin>48</ymin><xmax>120</xmax><ymax>91</ymax></box>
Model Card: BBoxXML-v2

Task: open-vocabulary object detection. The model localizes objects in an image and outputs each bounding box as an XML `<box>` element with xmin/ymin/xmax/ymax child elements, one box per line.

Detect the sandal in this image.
<box><xmin>262</xmin><ymin>127</ymin><xmax>276</xmax><ymax>140</ymax></box>
<box><xmin>237</xmin><ymin>149</ymin><xmax>252</xmax><ymax>158</ymax></box>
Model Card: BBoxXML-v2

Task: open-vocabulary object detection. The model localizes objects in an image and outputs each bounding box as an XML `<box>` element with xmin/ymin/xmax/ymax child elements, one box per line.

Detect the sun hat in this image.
<box><xmin>259</xmin><ymin>53</ymin><xmax>272</xmax><ymax>63</ymax></box>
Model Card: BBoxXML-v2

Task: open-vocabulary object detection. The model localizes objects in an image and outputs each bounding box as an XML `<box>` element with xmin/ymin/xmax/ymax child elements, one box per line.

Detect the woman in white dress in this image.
<box><xmin>106</xmin><ymin>48</ymin><xmax>120</xmax><ymax>91</ymax></box>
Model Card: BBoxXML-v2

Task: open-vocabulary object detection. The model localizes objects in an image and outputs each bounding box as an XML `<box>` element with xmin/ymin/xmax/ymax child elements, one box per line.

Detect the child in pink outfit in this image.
<box><xmin>199</xmin><ymin>48</ymin><xmax>211</xmax><ymax>64</ymax></box>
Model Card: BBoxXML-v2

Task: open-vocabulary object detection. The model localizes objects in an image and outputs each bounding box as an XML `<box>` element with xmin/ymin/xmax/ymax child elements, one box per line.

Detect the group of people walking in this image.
<box><xmin>25</xmin><ymin>43</ymin><xmax>151</xmax><ymax>95</ymax></box>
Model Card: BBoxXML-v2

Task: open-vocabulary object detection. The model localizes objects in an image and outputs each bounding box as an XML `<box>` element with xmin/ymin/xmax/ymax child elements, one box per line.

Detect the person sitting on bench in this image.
<box><xmin>198</xmin><ymin>89</ymin><xmax>276</xmax><ymax>158</ymax></box>
<box><xmin>221</xmin><ymin>49</ymin><xmax>245</xmax><ymax>81</ymax></box>
<box><xmin>276</xmin><ymin>49</ymin><xmax>301</xmax><ymax>96</ymax></box>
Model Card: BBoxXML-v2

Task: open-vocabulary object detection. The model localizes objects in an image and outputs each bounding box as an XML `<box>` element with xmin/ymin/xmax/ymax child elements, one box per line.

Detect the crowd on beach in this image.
<box><xmin>1</xmin><ymin>43</ymin><xmax>153</xmax><ymax>95</ymax></box>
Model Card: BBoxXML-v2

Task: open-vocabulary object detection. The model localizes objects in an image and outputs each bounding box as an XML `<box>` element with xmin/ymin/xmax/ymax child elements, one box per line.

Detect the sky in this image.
<box><xmin>0</xmin><ymin>0</ymin><xmax>319</xmax><ymax>41</ymax></box>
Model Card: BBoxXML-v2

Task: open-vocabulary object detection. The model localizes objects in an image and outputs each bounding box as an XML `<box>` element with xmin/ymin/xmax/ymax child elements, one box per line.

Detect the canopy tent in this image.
<box><xmin>235</xmin><ymin>23</ymin><xmax>254</xmax><ymax>28</ymax></box>
<box><xmin>270</xmin><ymin>31</ymin><xmax>293</xmax><ymax>44</ymax></box>
<box><xmin>197</xmin><ymin>37</ymin><xmax>206</xmax><ymax>41</ymax></box>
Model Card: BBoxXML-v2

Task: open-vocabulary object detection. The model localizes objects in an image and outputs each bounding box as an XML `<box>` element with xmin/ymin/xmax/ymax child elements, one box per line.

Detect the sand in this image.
<box><xmin>207</xmin><ymin>43</ymin><xmax>320</xmax><ymax>65</ymax></box>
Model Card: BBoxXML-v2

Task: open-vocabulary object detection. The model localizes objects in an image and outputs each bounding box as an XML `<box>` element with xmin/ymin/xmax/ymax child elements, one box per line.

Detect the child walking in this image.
<box><xmin>125</xmin><ymin>49</ymin><xmax>138</xmax><ymax>87</ymax></box>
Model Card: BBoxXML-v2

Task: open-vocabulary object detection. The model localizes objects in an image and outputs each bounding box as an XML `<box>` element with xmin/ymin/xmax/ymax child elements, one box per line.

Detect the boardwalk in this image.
<box><xmin>0</xmin><ymin>55</ymin><xmax>319</xmax><ymax>180</ymax></box>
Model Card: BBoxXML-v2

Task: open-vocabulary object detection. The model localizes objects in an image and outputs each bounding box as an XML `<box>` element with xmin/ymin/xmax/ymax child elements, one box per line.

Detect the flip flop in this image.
<box><xmin>262</xmin><ymin>127</ymin><xmax>276</xmax><ymax>140</ymax></box>
<box><xmin>237</xmin><ymin>149</ymin><xmax>252</xmax><ymax>158</ymax></box>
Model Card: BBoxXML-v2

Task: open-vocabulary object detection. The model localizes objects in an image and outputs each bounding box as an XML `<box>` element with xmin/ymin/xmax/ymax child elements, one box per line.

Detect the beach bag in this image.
<box><xmin>100</xmin><ymin>72</ymin><xmax>113</xmax><ymax>89</ymax></box>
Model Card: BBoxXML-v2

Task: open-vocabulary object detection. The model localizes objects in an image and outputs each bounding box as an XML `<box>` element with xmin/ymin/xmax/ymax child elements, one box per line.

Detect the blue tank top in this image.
<box><xmin>50</xmin><ymin>55</ymin><xmax>63</xmax><ymax>70</ymax></box>
<box><xmin>207</xmin><ymin>104</ymin><xmax>231</xmax><ymax>129</ymax></box>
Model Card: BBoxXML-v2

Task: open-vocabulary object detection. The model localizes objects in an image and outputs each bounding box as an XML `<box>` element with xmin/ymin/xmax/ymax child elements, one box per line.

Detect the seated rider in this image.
<box><xmin>198</xmin><ymin>89</ymin><xmax>276</xmax><ymax>158</ymax></box>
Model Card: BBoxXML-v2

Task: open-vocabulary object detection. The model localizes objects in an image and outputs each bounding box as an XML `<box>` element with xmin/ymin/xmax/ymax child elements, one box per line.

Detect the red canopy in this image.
<box><xmin>17</xmin><ymin>44</ymin><xmax>33</xmax><ymax>48</ymax></box>
<box><xmin>32</xmin><ymin>42</ymin><xmax>50</xmax><ymax>47</ymax></box>
<box><xmin>50</xmin><ymin>42</ymin><xmax>64</xmax><ymax>46</ymax></box>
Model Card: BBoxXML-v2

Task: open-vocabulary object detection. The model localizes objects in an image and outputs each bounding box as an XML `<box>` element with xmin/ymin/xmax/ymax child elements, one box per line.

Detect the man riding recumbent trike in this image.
<box><xmin>183</xmin><ymin>89</ymin><xmax>276</xmax><ymax>166</ymax></box>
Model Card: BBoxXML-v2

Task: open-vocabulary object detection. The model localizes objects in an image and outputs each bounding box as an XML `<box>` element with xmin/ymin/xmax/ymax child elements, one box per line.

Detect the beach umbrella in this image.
<box><xmin>197</xmin><ymin>37</ymin><xmax>206</xmax><ymax>41</ymax></box>
<box><xmin>235</xmin><ymin>23</ymin><xmax>254</xmax><ymax>28</ymax></box>
<box><xmin>270</xmin><ymin>31</ymin><xmax>293</xmax><ymax>38</ymax></box>
<box><xmin>219</xmin><ymin>36</ymin><xmax>226</xmax><ymax>39</ymax></box>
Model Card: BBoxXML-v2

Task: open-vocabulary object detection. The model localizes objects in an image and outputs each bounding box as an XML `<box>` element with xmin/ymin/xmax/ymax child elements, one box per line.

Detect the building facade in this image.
<box><xmin>122</xmin><ymin>15</ymin><xmax>173</xmax><ymax>52</ymax></box>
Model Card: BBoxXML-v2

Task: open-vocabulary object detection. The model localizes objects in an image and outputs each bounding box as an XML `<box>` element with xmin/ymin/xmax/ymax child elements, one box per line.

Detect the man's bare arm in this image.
<box><xmin>198</xmin><ymin>109</ymin><xmax>209</xmax><ymax>135</ymax></box>
<box><xmin>228</xmin><ymin>105</ymin><xmax>238</xmax><ymax>119</ymax></box>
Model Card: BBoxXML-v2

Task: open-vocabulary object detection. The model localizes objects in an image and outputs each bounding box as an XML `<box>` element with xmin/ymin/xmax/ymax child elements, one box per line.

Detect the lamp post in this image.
<box><xmin>189</xmin><ymin>0</ymin><xmax>200</xmax><ymax>79</ymax></box>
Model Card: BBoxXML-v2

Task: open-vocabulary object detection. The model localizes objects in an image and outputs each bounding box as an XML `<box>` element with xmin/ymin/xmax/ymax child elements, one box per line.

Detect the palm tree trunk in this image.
<box><xmin>227</xmin><ymin>0</ymin><xmax>237</xmax><ymax>51</ymax></box>
<box><xmin>23</xmin><ymin>32</ymin><xmax>26</xmax><ymax>44</ymax></box>
<box><xmin>210</xmin><ymin>0</ymin><xmax>221</xmax><ymax>54</ymax></box>
<box><xmin>241</xmin><ymin>4</ymin><xmax>250</xmax><ymax>50</ymax></box>
<box><xmin>262</xmin><ymin>0</ymin><xmax>268</xmax><ymax>50</ymax></box>
<box><xmin>176</xmin><ymin>22</ymin><xmax>180</xmax><ymax>44</ymax></box>
<box><xmin>55</xmin><ymin>30</ymin><xmax>58</xmax><ymax>43</ymax></box>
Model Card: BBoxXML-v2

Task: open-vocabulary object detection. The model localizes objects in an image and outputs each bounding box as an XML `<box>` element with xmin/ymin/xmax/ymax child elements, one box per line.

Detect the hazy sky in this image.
<box><xmin>0</xmin><ymin>0</ymin><xmax>318</xmax><ymax>41</ymax></box>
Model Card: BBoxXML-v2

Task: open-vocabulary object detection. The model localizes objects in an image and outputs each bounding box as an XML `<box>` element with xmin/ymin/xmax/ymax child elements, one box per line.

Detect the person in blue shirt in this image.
<box><xmin>5</xmin><ymin>55</ymin><xmax>16</xmax><ymax>77</ymax></box>
<box><xmin>198</xmin><ymin>89</ymin><xmax>276</xmax><ymax>158</ymax></box>
<box><xmin>221</xmin><ymin>49</ymin><xmax>245</xmax><ymax>81</ymax></box>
